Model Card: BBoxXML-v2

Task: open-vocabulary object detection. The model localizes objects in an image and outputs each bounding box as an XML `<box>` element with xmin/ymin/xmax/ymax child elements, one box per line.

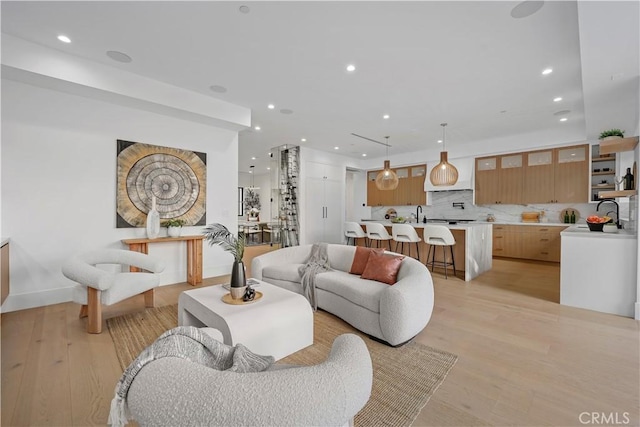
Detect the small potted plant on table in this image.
<box><xmin>162</xmin><ymin>219</ymin><xmax>186</xmax><ymax>237</ymax></box>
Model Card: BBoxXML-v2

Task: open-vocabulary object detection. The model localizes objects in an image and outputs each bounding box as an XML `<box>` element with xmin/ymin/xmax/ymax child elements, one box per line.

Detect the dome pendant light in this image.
<box><xmin>430</xmin><ymin>123</ymin><xmax>458</xmax><ymax>186</ymax></box>
<box><xmin>375</xmin><ymin>136</ymin><xmax>399</xmax><ymax>191</ymax></box>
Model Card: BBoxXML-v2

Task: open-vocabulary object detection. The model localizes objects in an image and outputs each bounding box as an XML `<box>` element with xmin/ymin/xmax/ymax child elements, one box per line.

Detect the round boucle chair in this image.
<box><xmin>62</xmin><ymin>249</ymin><xmax>165</xmax><ymax>333</ymax></box>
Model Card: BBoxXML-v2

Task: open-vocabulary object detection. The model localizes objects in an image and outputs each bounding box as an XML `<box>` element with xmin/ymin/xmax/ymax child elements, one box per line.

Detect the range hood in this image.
<box><xmin>424</xmin><ymin>157</ymin><xmax>474</xmax><ymax>191</ymax></box>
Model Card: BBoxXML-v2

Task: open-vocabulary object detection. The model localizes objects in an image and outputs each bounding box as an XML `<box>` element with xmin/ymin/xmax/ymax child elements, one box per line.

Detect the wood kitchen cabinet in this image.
<box><xmin>492</xmin><ymin>224</ymin><xmax>566</xmax><ymax>262</ymax></box>
<box><xmin>366</xmin><ymin>163</ymin><xmax>427</xmax><ymax>206</ymax></box>
<box><xmin>475</xmin><ymin>154</ymin><xmax>523</xmax><ymax>204</ymax></box>
<box><xmin>479</xmin><ymin>144</ymin><xmax>588</xmax><ymax>205</ymax></box>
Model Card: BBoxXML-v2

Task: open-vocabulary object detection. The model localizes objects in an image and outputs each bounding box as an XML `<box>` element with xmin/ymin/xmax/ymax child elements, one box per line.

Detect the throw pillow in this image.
<box><xmin>361</xmin><ymin>251</ymin><xmax>404</xmax><ymax>285</ymax></box>
<box><xmin>349</xmin><ymin>246</ymin><xmax>385</xmax><ymax>275</ymax></box>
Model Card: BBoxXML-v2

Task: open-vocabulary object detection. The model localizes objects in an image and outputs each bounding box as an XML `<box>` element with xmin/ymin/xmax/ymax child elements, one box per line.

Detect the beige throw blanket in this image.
<box><xmin>298</xmin><ymin>242</ymin><xmax>332</xmax><ymax>310</ymax></box>
<box><xmin>108</xmin><ymin>326</ymin><xmax>274</xmax><ymax>427</ymax></box>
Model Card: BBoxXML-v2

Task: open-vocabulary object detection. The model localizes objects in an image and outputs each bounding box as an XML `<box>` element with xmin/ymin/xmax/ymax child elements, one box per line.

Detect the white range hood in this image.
<box><xmin>424</xmin><ymin>157</ymin><xmax>475</xmax><ymax>191</ymax></box>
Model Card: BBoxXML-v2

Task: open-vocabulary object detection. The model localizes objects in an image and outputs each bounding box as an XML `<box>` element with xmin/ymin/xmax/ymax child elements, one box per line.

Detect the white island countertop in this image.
<box><xmin>360</xmin><ymin>220</ymin><xmax>489</xmax><ymax>231</ymax></box>
<box><xmin>561</xmin><ymin>225</ymin><xmax>637</xmax><ymax>240</ymax></box>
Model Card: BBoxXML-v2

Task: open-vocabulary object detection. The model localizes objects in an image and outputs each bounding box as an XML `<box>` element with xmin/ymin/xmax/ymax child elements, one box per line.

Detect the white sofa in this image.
<box><xmin>251</xmin><ymin>244</ymin><xmax>434</xmax><ymax>346</ymax></box>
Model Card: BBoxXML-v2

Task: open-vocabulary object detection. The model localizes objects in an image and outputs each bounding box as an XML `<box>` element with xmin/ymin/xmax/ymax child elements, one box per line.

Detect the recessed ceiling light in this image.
<box><xmin>239</xmin><ymin>5</ymin><xmax>250</xmax><ymax>14</ymax></box>
<box><xmin>346</xmin><ymin>64</ymin><xmax>356</xmax><ymax>72</ymax></box>
<box><xmin>383</xmin><ymin>114</ymin><xmax>390</xmax><ymax>119</ymax></box>
<box><xmin>510</xmin><ymin>1</ymin><xmax>544</xmax><ymax>19</ymax></box>
<box><xmin>249</xmin><ymin>170</ymin><xmax>253</xmax><ymax>174</ymax></box>
<box><xmin>254</xmin><ymin>126</ymin><xmax>261</xmax><ymax>131</ymax></box>
<box><xmin>301</xmin><ymin>138</ymin><xmax>307</xmax><ymax>142</ymax></box>
<box><xmin>542</xmin><ymin>68</ymin><xmax>553</xmax><ymax>75</ymax></box>
<box><xmin>57</xmin><ymin>35</ymin><xmax>71</xmax><ymax>43</ymax></box>
<box><xmin>334</xmin><ymin>146</ymin><xmax>339</xmax><ymax>150</ymax></box>
<box><xmin>362</xmin><ymin>153</ymin><xmax>367</xmax><ymax>157</ymax></box>
<box><xmin>210</xmin><ymin>85</ymin><xmax>227</xmax><ymax>93</ymax></box>
<box><xmin>280</xmin><ymin>109</ymin><xmax>293</xmax><ymax>115</ymax></box>
<box><xmin>267</xmin><ymin>104</ymin><xmax>275</xmax><ymax>109</ymax></box>
<box><xmin>553</xmin><ymin>97</ymin><xmax>563</xmax><ymax>102</ymax></box>
<box><xmin>437</xmin><ymin>139</ymin><xmax>443</xmax><ymax>144</ymax></box>
<box><xmin>251</xmin><ymin>156</ymin><xmax>256</xmax><ymax>160</ymax></box>
<box><xmin>267</xmin><ymin>167</ymin><xmax>271</xmax><ymax>170</ymax></box>
<box><xmin>560</xmin><ymin>118</ymin><xmax>568</xmax><ymax>122</ymax></box>
<box><xmin>553</xmin><ymin>109</ymin><xmax>571</xmax><ymax>116</ymax></box>
<box><xmin>106</xmin><ymin>50</ymin><xmax>132</xmax><ymax>63</ymax></box>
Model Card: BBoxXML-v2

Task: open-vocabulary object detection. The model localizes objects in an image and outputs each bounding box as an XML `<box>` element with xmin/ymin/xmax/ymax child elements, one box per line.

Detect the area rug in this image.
<box><xmin>107</xmin><ymin>305</ymin><xmax>458</xmax><ymax>427</ymax></box>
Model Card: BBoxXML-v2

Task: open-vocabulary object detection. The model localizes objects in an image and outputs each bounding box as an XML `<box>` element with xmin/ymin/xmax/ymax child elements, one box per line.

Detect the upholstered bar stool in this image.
<box><xmin>423</xmin><ymin>225</ymin><xmax>457</xmax><ymax>279</ymax></box>
<box><xmin>344</xmin><ymin>222</ymin><xmax>368</xmax><ymax>246</ymax></box>
<box><xmin>366</xmin><ymin>222</ymin><xmax>392</xmax><ymax>250</ymax></box>
<box><xmin>392</xmin><ymin>224</ymin><xmax>422</xmax><ymax>261</ymax></box>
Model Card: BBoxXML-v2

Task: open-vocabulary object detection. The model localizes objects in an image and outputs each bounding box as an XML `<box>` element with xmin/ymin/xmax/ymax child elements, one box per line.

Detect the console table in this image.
<box><xmin>121</xmin><ymin>235</ymin><xmax>204</xmax><ymax>285</ymax></box>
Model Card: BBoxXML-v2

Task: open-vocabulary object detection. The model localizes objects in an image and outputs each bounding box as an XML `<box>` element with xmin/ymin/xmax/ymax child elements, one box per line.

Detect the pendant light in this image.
<box><xmin>430</xmin><ymin>123</ymin><xmax>458</xmax><ymax>186</ymax></box>
<box><xmin>375</xmin><ymin>136</ymin><xmax>399</xmax><ymax>191</ymax></box>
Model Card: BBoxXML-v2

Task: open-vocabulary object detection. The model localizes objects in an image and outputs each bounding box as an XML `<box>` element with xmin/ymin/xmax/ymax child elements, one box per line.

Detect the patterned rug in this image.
<box><xmin>108</xmin><ymin>304</ymin><xmax>458</xmax><ymax>427</ymax></box>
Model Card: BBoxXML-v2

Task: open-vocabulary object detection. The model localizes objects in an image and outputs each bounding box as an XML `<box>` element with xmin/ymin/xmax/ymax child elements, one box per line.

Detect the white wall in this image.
<box><xmin>1</xmin><ymin>80</ymin><xmax>240</xmax><ymax>312</ymax></box>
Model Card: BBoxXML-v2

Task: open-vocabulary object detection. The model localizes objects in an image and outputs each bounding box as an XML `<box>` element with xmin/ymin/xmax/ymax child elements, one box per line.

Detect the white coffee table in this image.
<box><xmin>178</xmin><ymin>280</ymin><xmax>313</xmax><ymax>360</ymax></box>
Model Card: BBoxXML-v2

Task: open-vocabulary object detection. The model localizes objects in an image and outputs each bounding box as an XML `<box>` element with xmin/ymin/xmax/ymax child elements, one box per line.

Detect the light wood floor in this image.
<box><xmin>2</xmin><ymin>247</ymin><xmax>638</xmax><ymax>426</ymax></box>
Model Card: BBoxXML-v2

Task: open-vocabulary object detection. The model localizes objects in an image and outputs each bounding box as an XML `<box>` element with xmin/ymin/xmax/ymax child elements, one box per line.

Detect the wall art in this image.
<box><xmin>116</xmin><ymin>139</ymin><xmax>206</xmax><ymax>228</ymax></box>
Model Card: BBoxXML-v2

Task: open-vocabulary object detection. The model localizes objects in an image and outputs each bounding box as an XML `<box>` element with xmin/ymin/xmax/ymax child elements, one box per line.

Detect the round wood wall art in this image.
<box><xmin>116</xmin><ymin>140</ymin><xmax>207</xmax><ymax>228</ymax></box>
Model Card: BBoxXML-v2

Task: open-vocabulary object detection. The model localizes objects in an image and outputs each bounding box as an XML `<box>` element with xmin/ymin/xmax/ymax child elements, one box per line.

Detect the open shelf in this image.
<box><xmin>592</xmin><ymin>156</ymin><xmax>616</xmax><ymax>162</ymax></box>
<box><xmin>599</xmin><ymin>136</ymin><xmax>639</xmax><ymax>155</ymax></box>
<box><xmin>598</xmin><ymin>189</ymin><xmax>638</xmax><ymax>199</ymax></box>
<box><xmin>592</xmin><ymin>171</ymin><xmax>615</xmax><ymax>176</ymax></box>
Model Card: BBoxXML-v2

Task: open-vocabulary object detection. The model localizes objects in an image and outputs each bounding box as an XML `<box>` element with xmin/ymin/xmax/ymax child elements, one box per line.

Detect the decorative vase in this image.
<box><xmin>167</xmin><ymin>226</ymin><xmax>182</xmax><ymax>237</ymax></box>
<box><xmin>230</xmin><ymin>260</ymin><xmax>247</xmax><ymax>299</ymax></box>
<box><xmin>146</xmin><ymin>196</ymin><xmax>160</xmax><ymax>239</ymax></box>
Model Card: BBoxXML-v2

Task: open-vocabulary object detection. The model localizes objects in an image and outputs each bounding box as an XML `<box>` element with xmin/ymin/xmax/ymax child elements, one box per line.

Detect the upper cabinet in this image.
<box><xmin>366</xmin><ymin>163</ymin><xmax>427</xmax><ymax>206</ymax></box>
<box><xmin>476</xmin><ymin>144</ymin><xmax>589</xmax><ymax>205</ymax></box>
<box><xmin>475</xmin><ymin>154</ymin><xmax>524</xmax><ymax>204</ymax></box>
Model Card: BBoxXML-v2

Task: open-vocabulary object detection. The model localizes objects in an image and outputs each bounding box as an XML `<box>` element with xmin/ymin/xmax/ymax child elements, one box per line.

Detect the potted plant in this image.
<box><xmin>599</xmin><ymin>129</ymin><xmax>625</xmax><ymax>141</ymax></box>
<box><xmin>162</xmin><ymin>219</ymin><xmax>185</xmax><ymax>237</ymax></box>
<box><xmin>202</xmin><ymin>223</ymin><xmax>247</xmax><ymax>299</ymax></box>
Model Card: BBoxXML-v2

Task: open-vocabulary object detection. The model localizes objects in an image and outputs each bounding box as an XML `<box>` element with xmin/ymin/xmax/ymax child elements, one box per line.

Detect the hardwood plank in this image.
<box><xmin>1</xmin><ymin>248</ymin><xmax>638</xmax><ymax>426</ymax></box>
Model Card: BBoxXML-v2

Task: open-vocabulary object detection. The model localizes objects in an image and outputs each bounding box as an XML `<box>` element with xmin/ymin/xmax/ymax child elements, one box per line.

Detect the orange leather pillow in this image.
<box><xmin>361</xmin><ymin>251</ymin><xmax>404</xmax><ymax>285</ymax></box>
<box><xmin>349</xmin><ymin>247</ymin><xmax>384</xmax><ymax>275</ymax></box>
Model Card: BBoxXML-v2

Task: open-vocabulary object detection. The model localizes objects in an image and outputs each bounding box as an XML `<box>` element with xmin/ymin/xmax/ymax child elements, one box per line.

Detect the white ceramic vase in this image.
<box><xmin>146</xmin><ymin>196</ymin><xmax>160</xmax><ymax>239</ymax></box>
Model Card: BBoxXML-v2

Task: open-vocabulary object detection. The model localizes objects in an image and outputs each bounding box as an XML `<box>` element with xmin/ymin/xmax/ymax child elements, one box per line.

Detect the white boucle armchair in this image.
<box><xmin>126</xmin><ymin>333</ymin><xmax>373</xmax><ymax>427</ymax></box>
<box><xmin>62</xmin><ymin>249</ymin><xmax>165</xmax><ymax>333</ymax></box>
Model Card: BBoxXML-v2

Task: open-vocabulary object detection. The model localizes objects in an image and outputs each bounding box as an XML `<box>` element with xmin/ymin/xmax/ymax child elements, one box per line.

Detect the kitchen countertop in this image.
<box><xmin>490</xmin><ymin>221</ymin><xmax>569</xmax><ymax>227</ymax></box>
<box><xmin>359</xmin><ymin>220</ymin><xmax>491</xmax><ymax>231</ymax></box>
<box><xmin>561</xmin><ymin>225</ymin><xmax>637</xmax><ymax>239</ymax></box>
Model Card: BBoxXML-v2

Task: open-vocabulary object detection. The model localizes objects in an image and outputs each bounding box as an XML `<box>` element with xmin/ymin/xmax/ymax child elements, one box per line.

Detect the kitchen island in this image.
<box><xmin>359</xmin><ymin>221</ymin><xmax>492</xmax><ymax>281</ymax></box>
<box><xmin>560</xmin><ymin>225</ymin><xmax>638</xmax><ymax>317</ymax></box>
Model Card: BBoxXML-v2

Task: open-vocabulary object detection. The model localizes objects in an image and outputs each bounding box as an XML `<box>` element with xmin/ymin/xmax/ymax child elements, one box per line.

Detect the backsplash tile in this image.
<box><xmin>370</xmin><ymin>189</ymin><xmax>632</xmax><ymax>226</ymax></box>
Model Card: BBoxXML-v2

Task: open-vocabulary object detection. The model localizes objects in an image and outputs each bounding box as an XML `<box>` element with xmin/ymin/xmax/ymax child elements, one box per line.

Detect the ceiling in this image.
<box><xmin>2</xmin><ymin>1</ymin><xmax>638</xmax><ymax>174</ymax></box>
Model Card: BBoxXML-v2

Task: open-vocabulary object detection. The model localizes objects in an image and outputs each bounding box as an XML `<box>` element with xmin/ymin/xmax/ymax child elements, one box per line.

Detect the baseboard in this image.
<box><xmin>0</xmin><ymin>267</ymin><xmax>232</xmax><ymax>313</ymax></box>
<box><xmin>0</xmin><ymin>286</ymin><xmax>74</xmax><ymax>313</ymax></box>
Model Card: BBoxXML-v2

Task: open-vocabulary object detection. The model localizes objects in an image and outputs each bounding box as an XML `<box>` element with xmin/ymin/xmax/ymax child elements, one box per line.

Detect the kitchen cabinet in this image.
<box><xmin>554</xmin><ymin>145</ymin><xmax>589</xmax><ymax>203</ymax></box>
<box><xmin>366</xmin><ymin>163</ymin><xmax>426</xmax><ymax>206</ymax></box>
<box><xmin>594</xmin><ymin>136</ymin><xmax>638</xmax><ymax>199</ymax></box>
<box><xmin>478</xmin><ymin>144</ymin><xmax>589</xmax><ymax>205</ymax></box>
<box><xmin>475</xmin><ymin>154</ymin><xmax>523</xmax><ymax>204</ymax></box>
<box><xmin>492</xmin><ymin>224</ymin><xmax>566</xmax><ymax>262</ymax></box>
<box><xmin>305</xmin><ymin>162</ymin><xmax>343</xmax><ymax>244</ymax></box>
<box><xmin>409</xmin><ymin>165</ymin><xmax>427</xmax><ymax>205</ymax></box>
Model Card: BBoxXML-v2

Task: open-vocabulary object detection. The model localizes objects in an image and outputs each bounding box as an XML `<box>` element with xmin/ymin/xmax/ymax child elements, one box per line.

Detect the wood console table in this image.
<box><xmin>121</xmin><ymin>235</ymin><xmax>204</xmax><ymax>286</ymax></box>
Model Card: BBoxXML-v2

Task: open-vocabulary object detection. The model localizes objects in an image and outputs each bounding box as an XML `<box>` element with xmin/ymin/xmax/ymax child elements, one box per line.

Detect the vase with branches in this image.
<box><xmin>203</xmin><ymin>223</ymin><xmax>247</xmax><ymax>296</ymax></box>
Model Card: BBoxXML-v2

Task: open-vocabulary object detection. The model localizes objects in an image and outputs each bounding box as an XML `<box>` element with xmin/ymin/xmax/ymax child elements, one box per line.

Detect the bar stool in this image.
<box><xmin>423</xmin><ymin>225</ymin><xmax>457</xmax><ymax>279</ymax></box>
<box><xmin>391</xmin><ymin>224</ymin><xmax>421</xmax><ymax>260</ymax></box>
<box><xmin>344</xmin><ymin>222</ymin><xmax>368</xmax><ymax>246</ymax></box>
<box><xmin>365</xmin><ymin>222</ymin><xmax>392</xmax><ymax>250</ymax></box>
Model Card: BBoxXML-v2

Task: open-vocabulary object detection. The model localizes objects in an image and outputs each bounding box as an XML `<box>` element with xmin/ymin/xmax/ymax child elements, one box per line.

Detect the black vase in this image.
<box><xmin>230</xmin><ymin>260</ymin><xmax>247</xmax><ymax>288</ymax></box>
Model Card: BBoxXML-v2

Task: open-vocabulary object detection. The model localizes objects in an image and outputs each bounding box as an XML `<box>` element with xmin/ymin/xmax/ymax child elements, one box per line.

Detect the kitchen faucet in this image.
<box><xmin>416</xmin><ymin>205</ymin><xmax>423</xmax><ymax>223</ymax></box>
<box><xmin>597</xmin><ymin>199</ymin><xmax>621</xmax><ymax>229</ymax></box>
